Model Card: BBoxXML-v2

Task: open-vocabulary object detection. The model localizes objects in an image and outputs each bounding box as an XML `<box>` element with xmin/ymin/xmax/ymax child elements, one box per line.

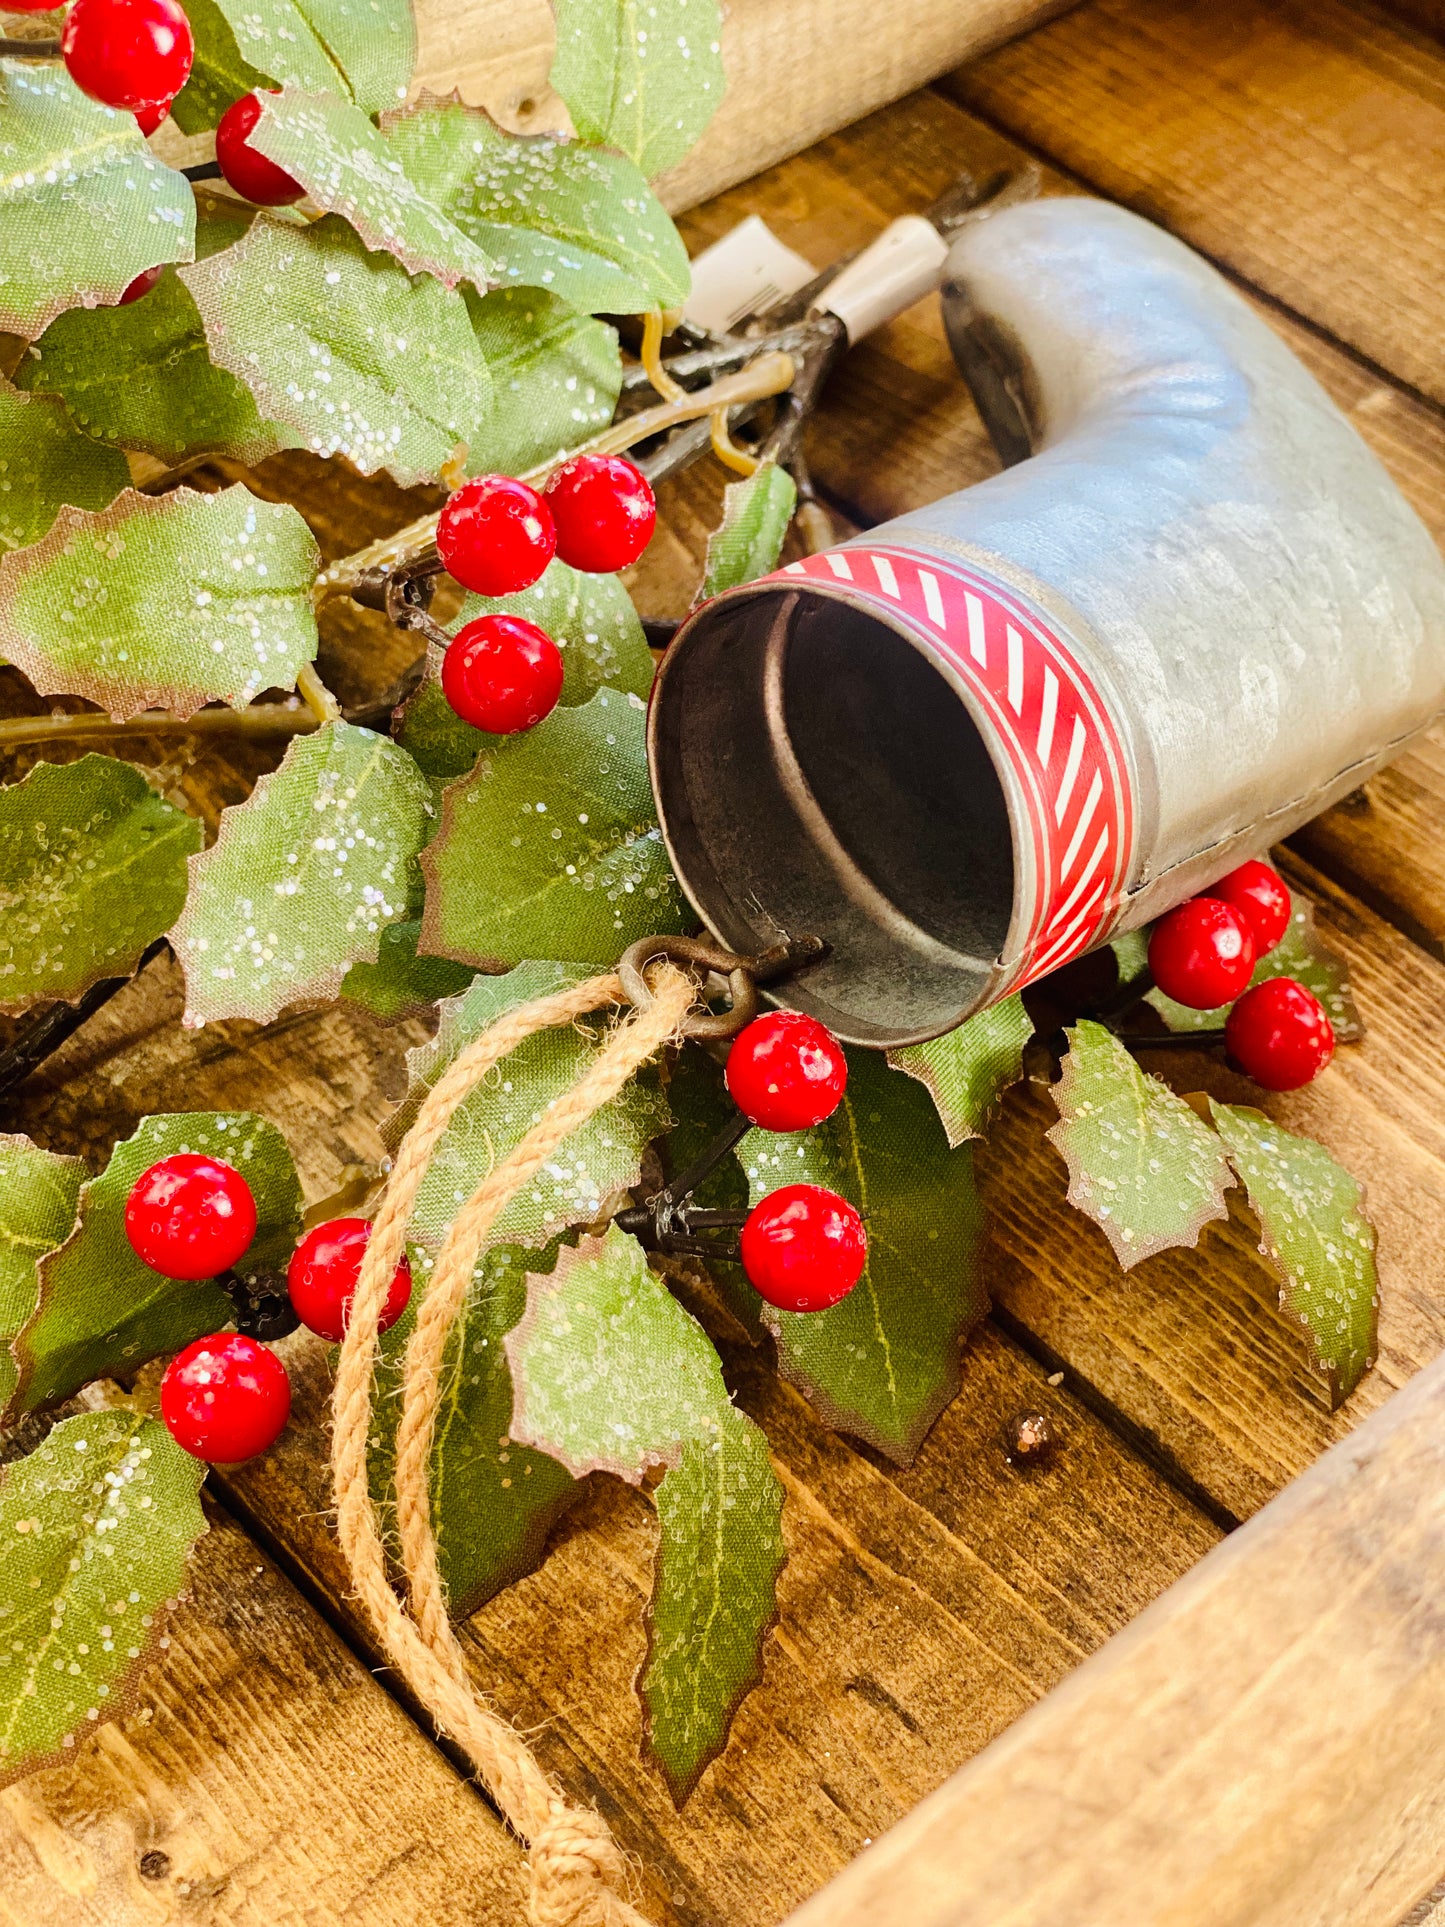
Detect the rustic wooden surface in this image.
<box><xmin>5</xmin><ymin>2</ymin><xmax>1445</xmax><ymax>1922</ymax></box>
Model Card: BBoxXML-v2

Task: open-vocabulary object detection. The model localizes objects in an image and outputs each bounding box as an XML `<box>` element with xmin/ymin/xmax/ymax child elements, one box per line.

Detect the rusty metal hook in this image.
<box><xmin>617</xmin><ymin>931</ymin><xmax>826</xmax><ymax>1041</ymax></box>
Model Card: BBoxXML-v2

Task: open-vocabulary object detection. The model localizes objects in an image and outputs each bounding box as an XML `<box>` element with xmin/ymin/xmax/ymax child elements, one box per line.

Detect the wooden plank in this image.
<box><xmin>0</xmin><ymin>1500</ymin><xmax>528</xmax><ymax>1925</ymax></box>
<box><xmin>942</xmin><ymin>0</ymin><xmax>1445</xmax><ymax>406</ymax></box>
<box><xmin>783</xmin><ymin>1344</ymin><xmax>1445</xmax><ymax>1927</ymax></box>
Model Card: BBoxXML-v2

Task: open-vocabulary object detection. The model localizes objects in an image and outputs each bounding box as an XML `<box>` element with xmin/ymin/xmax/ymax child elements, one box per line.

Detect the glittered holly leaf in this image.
<box><xmin>1147</xmin><ymin>898</ymin><xmax>1362</xmax><ymax>1041</ymax></box>
<box><xmin>182</xmin><ymin>215</ymin><xmax>493</xmax><ymax>488</ymax></box>
<box><xmin>0</xmin><ymin>1137</ymin><xmax>85</xmax><ymax>1415</ymax></box>
<box><xmin>1209</xmin><ymin>1100</ymin><xmax>1378</xmax><ymax>1406</ymax></box>
<box><xmin>366</xmin><ymin>1237</ymin><xmax>579</xmax><ymax>1620</ymax></box>
<box><xmin>740</xmin><ymin>1047</ymin><xmax>987</xmax><ymax>1462</ymax></box>
<box><xmin>697</xmin><ymin>461</ymin><xmax>796</xmax><ymax>603</ymax></box>
<box><xmin>340</xmin><ymin>918</ymin><xmax>474</xmax><ymax>1023</ymax></box>
<box><xmin>245</xmin><ymin>91</ymin><xmax>496</xmax><ymax>291</ymax></box>
<box><xmin>172</xmin><ymin>721</ymin><xmax>433</xmax><ymax>1028</ymax></box>
<box><xmin>381</xmin><ymin>100</ymin><xmax>691</xmax><ymax>316</ymax></box>
<box><xmin>13</xmin><ymin>269</ymin><xmax>292</xmax><ymax>468</ymax></box>
<box><xmin>0</xmin><ymin>1409</ymin><xmax>206</xmax><ymax>1789</ymax></box>
<box><xmin>420</xmin><ymin>687</ymin><xmax>689</xmax><ymax>970</ymax></box>
<box><xmin>386</xmin><ymin>961</ymin><xmax>671</xmax><ymax>1251</ymax></box>
<box><xmin>0</xmin><ymin>756</ymin><xmax>201</xmax><ymax>1018</ymax></box>
<box><xmin>0</xmin><ymin>60</ymin><xmax>195</xmax><ymax>338</ymax></box>
<box><xmin>1047</xmin><ymin>1019</ymin><xmax>1232</xmax><ymax>1269</ymax></box>
<box><xmin>1109</xmin><ymin>926</ymin><xmax>1150</xmax><ymax>990</ymax></box>
<box><xmin>888</xmin><ymin>994</ymin><xmax>1031</xmax><ymax>1148</ymax></box>
<box><xmin>506</xmin><ymin>1226</ymin><xmax>784</xmax><ymax>1800</ymax></box>
<box><xmin>7</xmin><ymin>1111</ymin><xmax>301</xmax><ymax>1420</ymax></box>
<box><xmin>0</xmin><ymin>484</ymin><xmax>319</xmax><ymax>721</ymax></box>
<box><xmin>172</xmin><ymin>0</ymin><xmax>415</xmax><ymax>133</ymax></box>
<box><xmin>463</xmin><ymin>287</ymin><xmax>621</xmax><ymax>476</ymax></box>
<box><xmin>0</xmin><ymin>383</ymin><xmax>128</xmax><ymax>553</ymax></box>
<box><xmin>550</xmin><ymin>0</ymin><xmax>725</xmax><ymax>180</ymax></box>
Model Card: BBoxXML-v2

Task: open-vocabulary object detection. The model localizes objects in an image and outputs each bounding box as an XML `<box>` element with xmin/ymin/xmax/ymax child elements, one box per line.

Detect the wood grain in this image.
<box><xmin>784</xmin><ymin>1346</ymin><xmax>1445</xmax><ymax>1927</ymax></box>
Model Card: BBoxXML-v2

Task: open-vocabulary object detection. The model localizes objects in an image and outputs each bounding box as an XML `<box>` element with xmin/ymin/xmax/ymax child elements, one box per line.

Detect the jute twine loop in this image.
<box><xmin>331</xmin><ymin>963</ymin><xmax>697</xmax><ymax>1927</ymax></box>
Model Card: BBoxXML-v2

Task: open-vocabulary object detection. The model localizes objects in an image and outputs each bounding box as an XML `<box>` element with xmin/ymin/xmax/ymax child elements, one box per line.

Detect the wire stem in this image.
<box><xmin>0</xmin><ymin>703</ymin><xmax>320</xmax><ymax>751</ymax></box>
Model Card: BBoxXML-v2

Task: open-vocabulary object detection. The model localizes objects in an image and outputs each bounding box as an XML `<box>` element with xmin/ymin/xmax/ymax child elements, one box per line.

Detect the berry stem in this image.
<box><xmin>0</xmin><ymin>701</ymin><xmax>321</xmax><ymax>751</ymax></box>
<box><xmin>0</xmin><ymin>935</ymin><xmax>169</xmax><ymax>1104</ymax></box>
<box><xmin>1112</xmin><ymin>1027</ymin><xmax>1228</xmax><ymax>1052</ymax></box>
<box><xmin>0</xmin><ymin>37</ymin><xmax>60</xmax><ymax>56</ymax></box>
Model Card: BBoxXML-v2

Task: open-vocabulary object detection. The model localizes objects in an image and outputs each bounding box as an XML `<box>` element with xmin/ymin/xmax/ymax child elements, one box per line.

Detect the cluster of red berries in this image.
<box><xmin>433</xmin><ymin>459</ymin><xmax>658</xmax><ymax>734</ymax></box>
<box><xmin>123</xmin><ymin>1154</ymin><xmax>411</xmax><ymax>1463</ymax></box>
<box><xmin>1146</xmin><ymin>859</ymin><xmax>1335</xmax><ymax>1090</ymax></box>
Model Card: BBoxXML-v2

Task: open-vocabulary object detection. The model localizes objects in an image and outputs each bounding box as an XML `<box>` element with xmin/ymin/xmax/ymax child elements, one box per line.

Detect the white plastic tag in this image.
<box><xmin>814</xmin><ymin>214</ymin><xmax>951</xmax><ymax>343</ymax></box>
<box><xmin>683</xmin><ymin>215</ymin><xmax>817</xmax><ymax>334</ymax></box>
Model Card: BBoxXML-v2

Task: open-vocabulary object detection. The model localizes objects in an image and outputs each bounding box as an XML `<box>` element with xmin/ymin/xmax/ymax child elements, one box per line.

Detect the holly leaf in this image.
<box><xmin>0</xmin><ymin>60</ymin><xmax>195</xmax><ymax>338</ymax></box>
<box><xmin>182</xmin><ymin>215</ymin><xmax>494</xmax><ymax>488</ymax></box>
<box><xmin>0</xmin><ymin>756</ymin><xmax>202</xmax><ymax>1018</ymax></box>
<box><xmin>1147</xmin><ymin>898</ymin><xmax>1362</xmax><ymax>1041</ymax></box>
<box><xmin>888</xmin><ymin>994</ymin><xmax>1031</xmax><ymax>1148</ymax></box>
<box><xmin>1047</xmin><ymin>1019</ymin><xmax>1232</xmax><ymax>1269</ymax></box>
<box><xmin>740</xmin><ymin>1047</ymin><xmax>987</xmax><ymax>1462</ymax></box>
<box><xmin>0</xmin><ymin>383</ymin><xmax>129</xmax><ymax>553</ymax></box>
<box><xmin>7</xmin><ymin>1111</ymin><xmax>301</xmax><ymax>1420</ymax></box>
<box><xmin>550</xmin><ymin>0</ymin><xmax>725</xmax><ymax>181</ymax></box>
<box><xmin>245</xmin><ymin>91</ymin><xmax>497</xmax><ymax>291</ymax></box>
<box><xmin>340</xmin><ymin>918</ymin><xmax>475</xmax><ymax>1023</ymax></box>
<box><xmin>0</xmin><ymin>1409</ymin><xmax>206</xmax><ymax>1788</ymax></box>
<box><xmin>1209</xmin><ymin>1100</ymin><xmax>1378</xmax><ymax>1405</ymax></box>
<box><xmin>462</xmin><ymin>286</ymin><xmax>621</xmax><ymax>476</ymax></box>
<box><xmin>419</xmin><ymin>687</ymin><xmax>689</xmax><ymax>970</ymax></box>
<box><xmin>381</xmin><ymin>99</ymin><xmax>690</xmax><ymax>316</ymax></box>
<box><xmin>696</xmin><ymin>461</ymin><xmax>796</xmax><ymax>603</ymax></box>
<box><xmin>0</xmin><ymin>484</ymin><xmax>319</xmax><ymax>721</ymax></box>
<box><xmin>385</xmin><ymin>961</ymin><xmax>671</xmax><ymax>1252</ymax></box>
<box><xmin>172</xmin><ymin>0</ymin><xmax>415</xmax><ymax>133</ymax></box>
<box><xmin>0</xmin><ymin>1138</ymin><xmax>85</xmax><ymax>1416</ymax></box>
<box><xmin>172</xmin><ymin>721</ymin><xmax>433</xmax><ymax>1028</ymax></box>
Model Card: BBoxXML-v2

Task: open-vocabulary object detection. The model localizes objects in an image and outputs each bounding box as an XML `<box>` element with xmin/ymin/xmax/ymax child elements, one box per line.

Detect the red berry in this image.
<box><xmin>117</xmin><ymin>264</ymin><xmax>163</xmax><ymax>305</ymax></box>
<box><xmin>726</xmin><ymin>1011</ymin><xmax>847</xmax><ymax>1132</ymax></box>
<box><xmin>160</xmin><ymin>1332</ymin><xmax>291</xmax><ymax>1462</ymax></box>
<box><xmin>436</xmin><ymin>475</ymin><xmax>556</xmax><ymax>597</ymax></box>
<box><xmin>215</xmin><ymin>91</ymin><xmax>305</xmax><ymax>207</ymax></box>
<box><xmin>1225</xmin><ymin>977</ymin><xmax>1335</xmax><ymax>1091</ymax></box>
<box><xmin>287</xmin><ymin>1217</ymin><xmax>412</xmax><ymax>1343</ymax></box>
<box><xmin>1205</xmin><ymin>859</ymin><xmax>1291</xmax><ymax>954</ymax></box>
<box><xmin>740</xmin><ymin>1184</ymin><xmax>867</xmax><ymax>1313</ymax></box>
<box><xmin>544</xmin><ymin>454</ymin><xmax>656</xmax><ymax>573</ymax></box>
<box><xmin>1148</xmin><ymin>897</ymin><xmax>1256</xmax><ymax>1009</ymax></box>
<box><xmin>440</xmin><ymin>614</ymin><xmax>564</xmax><ymax>735</ymax></box>
<box><xmin>124</xmin><ymin>1153</ymin><xmax>257</xmax><ymax>1279</ymax></box>
<box><xmin>62</xmin><ymin>0</ymin><xmax>194</xmax><ymax>112</ymax></box>
<box><xmin>5</xmin><ymin>0</ymin><xmax>63</xmax><ymax>10</ymax></box>
<box><xmin>133</xmin><ymin>96</ymin><xmax>172</xmax><ymax>135</ymax></box>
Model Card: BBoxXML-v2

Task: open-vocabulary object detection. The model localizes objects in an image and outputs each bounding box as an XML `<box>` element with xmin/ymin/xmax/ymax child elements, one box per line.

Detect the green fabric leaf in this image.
<box><xmin>419</xmin><ymin>686</ymin><xmax>688</xmax><ymax>969</ymax></box>
<box><xmin>0</xmin><ymin>1410</ymin><xmax>206</xmax><ymax>1788</ymax></box>
<box><xmin>1147</xmin><ymin>898</ymin><xmax>1362</xmax><ymax>1041</ymax></box>
<box><xmin>506</xmin><ymin>1225</ymin><xmax>782</xmax><ymax>1796</ymax></box>
<box><xmin>0</xmin><ymin>60</ymin><xmax>196</xmax><ymax>338</ymax></box>
<box><xmin>0</xmin><ymin>756</ymin><xmax>202</xmax><ymax>1018</ymax></box>
<box><xmin>13</xmin><ymin>267</ymin><xmax>292</xmax><ymax>468</ymax></box>
<box><xmin>385</xmin><ymin>960</ymin><xmax>672</xmax><ymax>1251</ymax></box>
<box><xmin>0</xmin><ymin>383</ymin><xmax>128</xmax><ymax>554</ymax></box>
<box><xmin>340</xmin><ymin>917</ymin><xmax>474</xmax><ymax>1022</ymax></box>
<box><xmin>7</xmin><ymin>1111</ymin><xmax>301</xmax><ymax>1420</ymax></box>
<box><xmin>182</xmin><ymin>215</ymin><xmax>494</xmax><ymax>488</ymax></box>
<box><xmin>697</xmin><ymin>460</ymin><xmax>795</xmax><ymax>603</ymax></box>
<box><xmin>171</xmin><ymin>0</ymin><xmax>415</xmax><ymax>133</ymax></box>
<box><xmin>550</xmin><ymin>0</ymin><xmax>725</xmax><ymax>181</ymax></box>
<box><xmin>246</xmin><ymin>91</ymin><xmax>496</xmax><ymax>291</ymax></box>
<box><xmin>381</xmin><ymin>100</ymin><xmax>690</xmax><ymax>315</ymax></box>
<box><xmin>366</xmin><ymin>1237</ymin><xmax>579</xmax><ymax>1619</ymax></box>
<box><xmin>0</xmin><ymin>1137</ymin><xmax>85</xmax><ymax>1416</ymax></box>
<box><xmin>1047</xmin><ymin>1019</ymin><xmax>1232</xmax><ymax>1269</ymax></box>
<box><xmin>462</xmin><ymin>286</ymin><xmax>621</xmax><ymax>476</ymax></box>
<box><xmin>1209</xmin><ymin>1100</ymin><xmax>1378</xmax><ymax>1405</ymax></box>
<box><xmin>0</xmin><ymin>483</ymin><xmax>320</xmax><ymax>722</ymax></box>
<box><xmin>644</xmin><ymin>1404</ymin><xmax>783</xmax><ymax>1804</ymax></box>
<box><xmin>740</xmin><ymin>1047</ymin><xmax>987</xmax><ymax>1463</ymax></box>
<box><xmin>887</xmin><ymin>994</ymin><xmax>1031</xmax><ymax>1148</ymax></box>
<box><xmin>1109</xmin><ymin>926</ymin><xmax>1150</xmax><ymax>990</ymax></box>
<box><xmin>172</xmin><ymin>721</ymin><xmax>433</xmax><ymax>1028</ymax></box>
